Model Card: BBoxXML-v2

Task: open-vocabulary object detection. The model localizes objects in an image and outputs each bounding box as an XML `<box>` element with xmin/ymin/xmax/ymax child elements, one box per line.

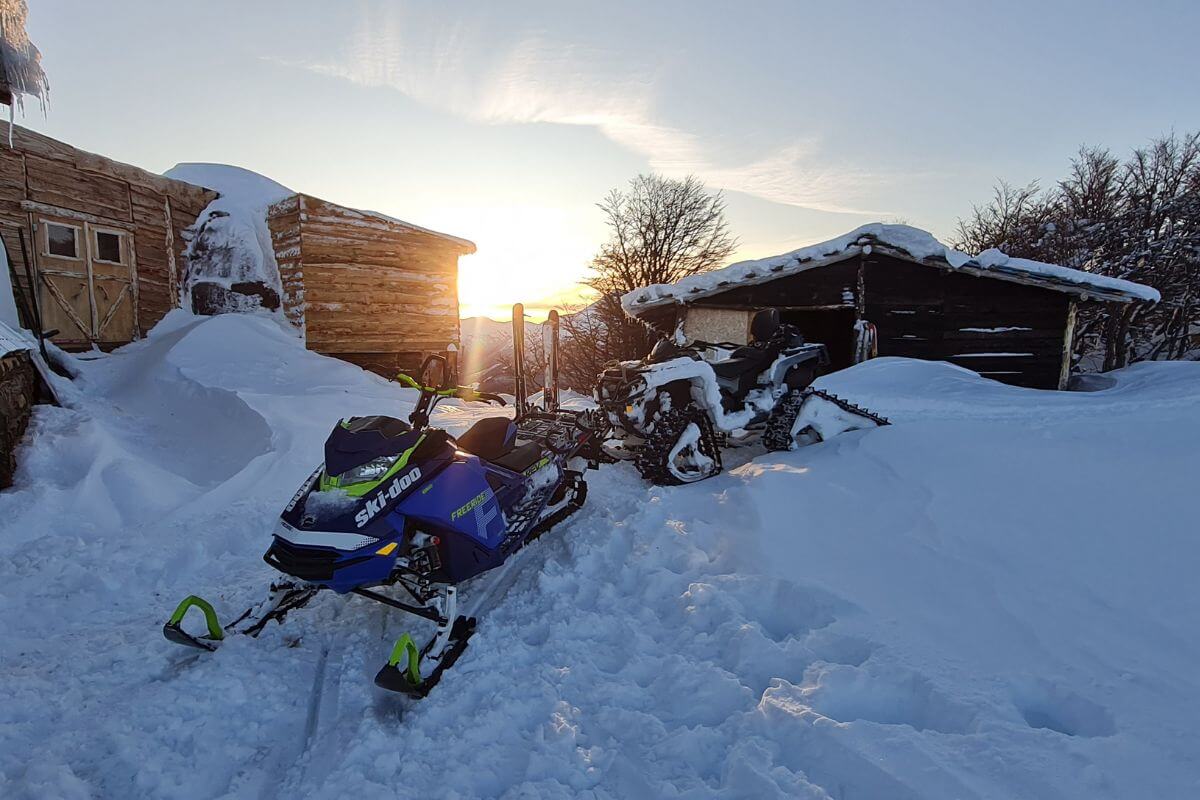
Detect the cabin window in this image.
<box><xmin>94</xmin><ymin>230</ymin><xmax>124</xmax><ymax>264</ymax></box>
<box><xmin>46</xmin><ymin>222</ymin><xmax>79</xmax><ymax>258</ymax></box>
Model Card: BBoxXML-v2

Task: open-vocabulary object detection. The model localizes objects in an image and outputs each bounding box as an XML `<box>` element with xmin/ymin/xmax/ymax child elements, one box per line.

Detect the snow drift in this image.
<box><xmin>1</xmin><ymin>314</ymin><xmax>1198</xmax><ymax>799</ymax></box>
<box><xmin>164</xmin><ymin>163</ymin><xmax>293</xmax><ymax>319</ymax></box>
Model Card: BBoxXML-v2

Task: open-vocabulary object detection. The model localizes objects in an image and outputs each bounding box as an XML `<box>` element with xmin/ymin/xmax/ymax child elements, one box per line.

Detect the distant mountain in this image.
<box><xmin>458</xmin><ymin>305</ymin><xmax>598</xmax><ymax>393</ymax></box>
<box><xmin>458</xmin><ymin>316</ymin><xmax>544</xmax><ymax>392</ymax></box>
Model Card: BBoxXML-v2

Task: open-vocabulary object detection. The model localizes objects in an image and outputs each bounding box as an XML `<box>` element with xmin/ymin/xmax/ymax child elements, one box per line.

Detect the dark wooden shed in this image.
<box><xmin>622</xmin><ymin>225</ymin><xmax>1158</xmax><ymax>389</ymax></box>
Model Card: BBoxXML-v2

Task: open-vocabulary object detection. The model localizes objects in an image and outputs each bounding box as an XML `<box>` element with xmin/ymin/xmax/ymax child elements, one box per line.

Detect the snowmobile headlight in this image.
<box><xmin>337</xmin><ymin>454</ymin><xmax>401</xmax><ymax>486</ymax></box>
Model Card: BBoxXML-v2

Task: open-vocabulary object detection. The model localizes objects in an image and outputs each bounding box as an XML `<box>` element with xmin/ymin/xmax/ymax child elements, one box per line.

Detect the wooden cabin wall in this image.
<box><xmin>689</xmin><ymin>260</ymin><xmax>860</xmax><ymax>310</ymax></box>
<box><xmin>863</xmin><ymin>254</ymin><xmax>1071</xmax><ymax>389</ymax></box>
<box><xmin>0</xmin><ymin>123</ymin><xmax>216</xmax><ymax>341</ymax></box>
<box><xmin>272</xmin><ymin>194</ymin><xmax>464</xmax><ymax>377</ymax></box>
<box><xmin>266</xmin><ymin>195</ymin><xmax>304</xmax><ymax>333</ymax></box>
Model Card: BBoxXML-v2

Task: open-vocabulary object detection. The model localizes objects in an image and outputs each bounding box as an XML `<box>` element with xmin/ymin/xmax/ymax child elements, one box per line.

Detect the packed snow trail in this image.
<box><xmin>2</xmin><ymin>314</ymin><xmax>1199</xmax><ymax>799</ymax></box>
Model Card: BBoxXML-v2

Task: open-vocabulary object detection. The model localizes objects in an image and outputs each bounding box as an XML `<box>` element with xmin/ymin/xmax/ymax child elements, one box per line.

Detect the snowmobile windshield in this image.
<box><xmin>649</xmin><ymin>339</ymin><xmax>686</xmax><ymax>362</ymax></box>
<box><xmin>320</xmin><ymin>428</ymin><xmax>426</xmax><ymax>497</ymax></box>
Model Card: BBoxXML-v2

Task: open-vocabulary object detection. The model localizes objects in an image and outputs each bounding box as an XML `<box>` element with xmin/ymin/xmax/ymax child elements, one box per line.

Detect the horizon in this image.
<box><xmin>22</xmin><ymin>1</ymin><xmax>1200</xmax><ymax>320</ymax></box>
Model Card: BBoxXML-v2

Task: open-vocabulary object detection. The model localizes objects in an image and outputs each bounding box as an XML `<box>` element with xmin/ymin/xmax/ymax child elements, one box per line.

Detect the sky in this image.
<box><xmin>24</xmin><ymin>1</ymin><xmax>1200</xmax><ymax>320</ymax></box>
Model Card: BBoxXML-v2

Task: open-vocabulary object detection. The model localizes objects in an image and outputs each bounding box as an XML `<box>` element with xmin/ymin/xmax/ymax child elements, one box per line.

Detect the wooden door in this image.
<box><xmin>35</xmin><ymin>216</ymin><xmax>93</xmax><ymax>346</ymax></box>
<box><xmin>85</xmin><ymin>223</ymin><xmax>135</xmax><ymax>345</ymax></box>
<box><xmin>34</xmin><ymin>215</ymin><xmax>136</xmax><ymax>348</ymax></box>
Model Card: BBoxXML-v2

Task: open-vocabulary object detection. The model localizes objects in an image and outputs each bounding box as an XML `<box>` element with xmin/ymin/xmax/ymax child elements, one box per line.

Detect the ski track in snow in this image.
<box><xmin>2</xmin><ymin>313</ymin><xmax>1199</xmax><ymax>799</ymax></box>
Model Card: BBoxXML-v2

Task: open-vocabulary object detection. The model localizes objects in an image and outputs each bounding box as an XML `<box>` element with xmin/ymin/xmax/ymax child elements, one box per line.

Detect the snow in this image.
<box><xmin>163</xmin><ymin>163</ymin><xmax>293</xmax><ymax>314</ymax></box>
<box><xmin>622</xmin><ymin>223</ymin><xmax>1162</xmax><ymax>313</ymax></box>
<box><xmin>0</xmin><ymin>231</ymin><xmax>18</xmax><ymax>328</ymax></box>
<box><xmin>2</xmin><ymin>316</ymin><xmax>1200</xmax><ymax>798</ymax></box>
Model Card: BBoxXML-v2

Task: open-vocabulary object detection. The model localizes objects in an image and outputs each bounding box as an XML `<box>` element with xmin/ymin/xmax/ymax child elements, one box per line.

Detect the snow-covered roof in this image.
<box><xmin>0</xmin><ymin>318</ymin><xmax>30</xmax><ymax>357</ymax></box>
<box><xmin>164</xmin><ymin>162</ymin><xmax>475</xmax><ymax>252</ymax></box>
<box><xmin>164</xmin><ymin>163</ymin><xmax>293</xmax><ymax>212</ymax></box>
<box><xmin>622</xmin><ymin>223</ymin><xmax>1161</xmax><ymax>316</ymax></box>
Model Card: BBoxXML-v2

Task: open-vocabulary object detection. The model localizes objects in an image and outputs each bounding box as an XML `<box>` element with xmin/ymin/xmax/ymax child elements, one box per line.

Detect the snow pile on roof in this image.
<box><xmin>164</xmin><ymin>163</ymin><xmax>292</xmax><ymax>317</ymax></box>
<box><xmin>623</xmin><ymin>223</ymin><xmax>1161</xmax><ymax>314</ymax></box>
<box><xmin>0</xmin><ymin>0</ymin><xmax>48</xmax><ymax>112</ymax></box>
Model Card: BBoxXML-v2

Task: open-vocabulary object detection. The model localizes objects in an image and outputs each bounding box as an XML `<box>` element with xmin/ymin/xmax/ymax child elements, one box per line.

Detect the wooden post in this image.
<box><xmin>1058</xmin><ymin>300</ymin><xmax>1078</xmax><ymax>390</ymax></box>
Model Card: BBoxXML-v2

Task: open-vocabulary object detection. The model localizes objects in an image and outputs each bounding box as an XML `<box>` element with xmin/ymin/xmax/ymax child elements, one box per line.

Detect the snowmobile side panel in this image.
<box><xmin>400</xmin><ymin>456</ymin><xmax>510</xmax><ymax>549</ymax></box>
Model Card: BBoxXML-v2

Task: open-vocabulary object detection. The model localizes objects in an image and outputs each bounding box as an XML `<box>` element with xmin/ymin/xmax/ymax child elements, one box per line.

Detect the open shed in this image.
<box><xmin>622</xmin><ymin>224</ymin><xmax>1159</xmax><ymax>389</ymax></box>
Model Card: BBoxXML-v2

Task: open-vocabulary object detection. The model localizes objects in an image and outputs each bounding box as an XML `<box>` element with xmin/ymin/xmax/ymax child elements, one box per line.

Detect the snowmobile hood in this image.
<box><xmin>324</xmin><ymin>415</ymin><xmax>415</xmax><ymax>476</ymax></box>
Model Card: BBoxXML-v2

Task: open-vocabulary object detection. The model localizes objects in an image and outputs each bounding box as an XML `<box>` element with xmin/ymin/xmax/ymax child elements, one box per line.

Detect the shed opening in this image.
<box><xmin>779</xmin><ymin>307</ymin><xmax>857</xmax><ymax>370</ymax></box>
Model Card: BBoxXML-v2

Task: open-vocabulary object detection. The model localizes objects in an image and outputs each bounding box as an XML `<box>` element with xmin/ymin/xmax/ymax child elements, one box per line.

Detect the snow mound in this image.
<box><xmin>163</xmin><ymin>164</ymin><xmax>295</xmax><ymax>317</ymax></box>
<box><xmin>623</xmin><ymin>222</ymin><xmax>1161</xmax><ymax>313</ymax></box>
<box><xmin>2</xmin><ymin>317</ymin><xmax>1199</xmax><ymax>799</ymax></box>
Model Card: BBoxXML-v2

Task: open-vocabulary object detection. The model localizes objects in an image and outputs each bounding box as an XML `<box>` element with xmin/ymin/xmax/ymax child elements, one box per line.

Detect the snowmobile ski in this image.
<box><xmin>162</xmin><ymin>581</ymin><xmax>320</xmax><ymax>651</ymax></box>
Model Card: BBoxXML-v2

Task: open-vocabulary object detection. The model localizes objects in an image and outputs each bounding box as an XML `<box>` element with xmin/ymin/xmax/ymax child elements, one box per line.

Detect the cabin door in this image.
<box><xmin>34</xmin><ymin>214</ymin><xmax>135</xmax><ymax>348</ymax></box>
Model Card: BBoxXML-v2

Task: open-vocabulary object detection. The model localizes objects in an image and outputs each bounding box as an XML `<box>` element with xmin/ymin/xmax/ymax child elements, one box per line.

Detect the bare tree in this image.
<box><xmin>576</xmin><ymin>174</ymin><xmax>737</xmax><ymax>369</ymax></box>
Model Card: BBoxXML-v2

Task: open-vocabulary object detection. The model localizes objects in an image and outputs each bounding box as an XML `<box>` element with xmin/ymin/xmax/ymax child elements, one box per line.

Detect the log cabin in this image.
<box><xmin>621</xmin><ymin>224</ymin><xmax>1159</xmax><ymax>389</ymax></box>
<box><xmin>0</xmin><ymin>122</ymin><xmax>217</xmax><ymax>349</ymax></box>
<box><xmin>264</xmin><ymin>193</ymin><xmax>475</xmax><ymax>378</ymax></box>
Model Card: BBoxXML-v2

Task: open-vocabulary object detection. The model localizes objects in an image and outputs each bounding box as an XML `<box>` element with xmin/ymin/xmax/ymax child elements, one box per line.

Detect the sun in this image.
<box><xmin>452</xmin><ymin>205</ymin><xmax>600</xmax><ymax>321</ymax></box>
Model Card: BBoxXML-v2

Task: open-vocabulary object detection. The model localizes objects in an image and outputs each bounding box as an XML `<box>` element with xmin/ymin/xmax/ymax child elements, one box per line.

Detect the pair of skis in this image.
<box><xmin>511</xmin><ymin>303</ymin><xmax>559</xmax><ymax>415</ymax></box>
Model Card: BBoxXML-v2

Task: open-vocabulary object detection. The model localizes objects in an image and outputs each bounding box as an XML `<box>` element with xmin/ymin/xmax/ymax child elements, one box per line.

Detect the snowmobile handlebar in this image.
<box><xmin>395</xmin><ymin>373</ymin><xmax>507</xmax><ymax>406</ymax></box>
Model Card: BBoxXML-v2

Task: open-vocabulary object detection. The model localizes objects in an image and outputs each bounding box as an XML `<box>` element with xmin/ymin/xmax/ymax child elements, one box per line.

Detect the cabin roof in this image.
<box><xmin>299</xmin><ymin>197</ymin><xmax>477</xmax><ymax>254</ymax></box>
<box><xmin>0</xmin><ymin>320</ymin><xmax>30</xmax><ymax>357</ymax></box>
<box><xmin>165</xmin><ymin>163</ymin><xmax>475</xmax><ymax>254</ymax></box>
<box><xmin>621</xmin><ymin>223</ymin><xmax>1160</xmax><ymax>316</ymax></box>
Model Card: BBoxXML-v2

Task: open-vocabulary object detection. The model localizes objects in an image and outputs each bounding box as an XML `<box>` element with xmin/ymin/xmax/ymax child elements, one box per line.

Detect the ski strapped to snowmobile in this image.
<box><xmin>162</xmin><ymin>305</ymin><xmax>609</xmax><ymax>697</ymax></box>
<box><xmin>595</xmin><ymin>308</ymin><xmax>890</xmax><ymax>485</ymax></box>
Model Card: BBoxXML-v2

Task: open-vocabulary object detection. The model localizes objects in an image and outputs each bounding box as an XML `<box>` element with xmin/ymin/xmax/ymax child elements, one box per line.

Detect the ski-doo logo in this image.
<box><xmin>354</xmin><ymin>466</ymin><xmax>422</xmax><ymax>528</ymax></box>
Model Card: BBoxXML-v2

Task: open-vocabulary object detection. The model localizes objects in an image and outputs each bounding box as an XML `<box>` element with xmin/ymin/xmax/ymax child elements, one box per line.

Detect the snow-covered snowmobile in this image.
<box><xmin>163</xmin><ymin>305</ymin><xmax>608</xmax><ymax>697</ymax></box>
<box><xmin>595</xmin><ymin>308</ymin><xmax>889</xmax><ymax>484</ymax></box>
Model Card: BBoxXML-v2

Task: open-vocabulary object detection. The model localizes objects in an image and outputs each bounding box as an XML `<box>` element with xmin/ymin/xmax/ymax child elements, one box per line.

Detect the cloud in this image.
<box><xmin>303</xmin><ymin>2</ymin><xmax>885</xmax><ymax>215</ymax></box>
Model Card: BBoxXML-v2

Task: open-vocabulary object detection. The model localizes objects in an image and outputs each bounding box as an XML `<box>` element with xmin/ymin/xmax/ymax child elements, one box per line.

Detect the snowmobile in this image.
<box><xmin>595</xmin><ymin>308</ymin><xmax>890</xmax><ymax>485</ymax></box>
<box><xmin>163</xmin><ymin>305</ymin><xmax>609</xmax><ymax>697</ymax></box>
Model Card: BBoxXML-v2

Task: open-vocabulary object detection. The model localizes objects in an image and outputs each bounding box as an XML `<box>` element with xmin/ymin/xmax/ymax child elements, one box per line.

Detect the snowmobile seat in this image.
<box><xmin>454</xmin><ymin>417</ymin><xmax>517</xmax><ymax>461</ymax></box>
<box><xmin>709</xmin><ymin>308</ymin><xmax>783</xmax><ymax>390</ymax></box>
<box><xmin>749</xmin><ymin>308</ymin><xmax>781</xmax><ymax>343</ymax></box>
<box><xmin>490</xmin><ymin>441</ymin><xmax>545</xmax><ymax>474</ymax></box>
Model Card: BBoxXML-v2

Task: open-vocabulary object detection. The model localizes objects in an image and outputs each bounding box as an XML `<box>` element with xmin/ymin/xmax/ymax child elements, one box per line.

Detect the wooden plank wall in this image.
<box><xmin>270</xmin><ymin>193</ymin><xmax>466</xmax><ymax>376</ymax></box>
<box><xmin>0</xmin><ymin>122</ymin><xmax>217</xmax><ymax>338</ymax></box>
<box><xmin>864</xmin><ymin>254</ymin><xmax>1070</xmax><ymax>389</ymax></box>
<box><xmin>690</xmin><ymin>259</ymin><xmax>860</xmax><ymax>310</ymax></box>
<box><xmin>267</xmin><ymin>195</ymin><xmax>304</xmax><ymax>332</ymax></box>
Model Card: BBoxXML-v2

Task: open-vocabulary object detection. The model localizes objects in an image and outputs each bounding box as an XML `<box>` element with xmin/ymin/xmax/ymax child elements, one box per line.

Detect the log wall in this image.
<box><xmin>0</xmin><ymin>349</ymin><xmax>36</xmax><ymax>488</ymax></box>
<box><xmin>0</xmin><ymin>122</ymin><xmax>217</xmax><ymax>344</ymax></box>
<box><xmin>268</xmin><ymin>193</ymin><xmax>470</xmax><ymax>378</ymax></box>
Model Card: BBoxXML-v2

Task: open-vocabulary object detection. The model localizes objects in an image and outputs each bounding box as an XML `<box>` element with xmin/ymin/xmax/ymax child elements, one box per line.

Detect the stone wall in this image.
<box><xmin>0</xmin><ymin>349</ymin><xmax>36</xmax><ymax>488</ymax></box>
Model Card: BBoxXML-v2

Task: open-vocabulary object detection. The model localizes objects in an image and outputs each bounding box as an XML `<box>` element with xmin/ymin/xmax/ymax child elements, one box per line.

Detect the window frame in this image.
<box><xmin>42</xmin><ymin>220</ymin><xmax>82</xmax><ymax>261</ymax></box>
<box><xmin>91</xmin><ymin>227</ymin><xmax>127</xmax><ymax>265</ymax></box>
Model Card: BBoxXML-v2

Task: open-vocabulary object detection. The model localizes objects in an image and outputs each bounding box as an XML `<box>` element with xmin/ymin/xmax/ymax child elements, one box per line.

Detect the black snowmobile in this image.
<box><xmin>163</xmin><ymin>305</ymin><xmax>609</xmax><ymax>697</ymax></box>
<box><xmin>596</xmin><ymin>308</ymin><xmax>889</xmax><ymax>484</ymax></box>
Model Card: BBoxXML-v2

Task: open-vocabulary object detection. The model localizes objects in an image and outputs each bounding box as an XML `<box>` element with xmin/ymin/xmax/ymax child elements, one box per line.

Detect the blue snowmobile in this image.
<box><xmin>163</xmin><ymin>307</ymin><xmax>608</xmax><ymax>697</ymax></box>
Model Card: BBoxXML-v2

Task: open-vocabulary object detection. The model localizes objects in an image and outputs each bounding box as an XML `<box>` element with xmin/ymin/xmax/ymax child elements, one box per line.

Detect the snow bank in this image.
<box><xmin>164</xmin><ymin>163</ymin><xmax>293</xmax><ymax>318</ymax></box>
<box><xmin>622</xmin><ymin>223</ymin><xmax>1161</xmax><ymax>314</ymax></box>
<box><xmin>2</xmin><ymin>316</ymin><xmax>1198</xmax><ymax>799</ymax></box>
